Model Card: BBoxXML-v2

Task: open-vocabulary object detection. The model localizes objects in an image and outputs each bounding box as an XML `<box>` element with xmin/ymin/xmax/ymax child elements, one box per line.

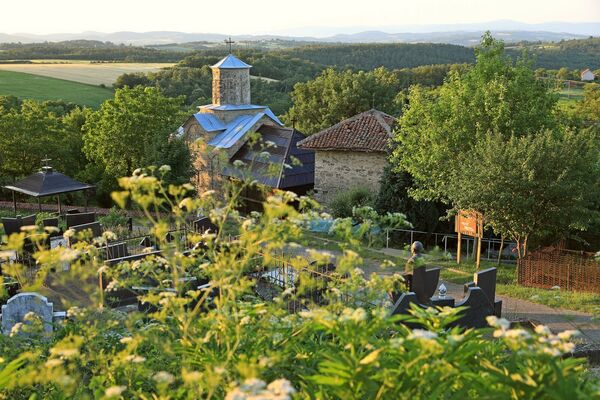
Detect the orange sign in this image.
<box><xmin>455</xmin><ymin>210</ymin><xmax>483</xmax><ymax>238</ymax></box>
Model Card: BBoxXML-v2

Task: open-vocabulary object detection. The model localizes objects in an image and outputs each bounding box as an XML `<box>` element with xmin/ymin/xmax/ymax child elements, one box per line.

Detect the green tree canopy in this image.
<box><xmin>392</xmin><ymin>33</ymin><xmax>599</xmax><ymax>255</ymax></box>
<box><xmin>393</xmin><ymin>33</ymin><xmax>558</xmax><ymax>201</ymax></box>
<box><xmin>0</xmin><ymin>98</ymin><xmax>84</xmax><ymax>182</ymax></box>
<box><xmin>82</xmin><ymin>86</ymin><xmax>192</xmax><ymax>195</ymax></box>
<box><xmin>284</xmin><ymin>67</ymin><xmax>403</xmax><ymax>134</ymax></box>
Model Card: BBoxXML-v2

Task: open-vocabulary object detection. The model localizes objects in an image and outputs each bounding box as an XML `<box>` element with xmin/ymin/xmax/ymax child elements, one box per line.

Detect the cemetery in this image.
<box><xmin>0</xmin><ymin>29</ymin><xmax>598</xmax><ymax>398</ymax></box>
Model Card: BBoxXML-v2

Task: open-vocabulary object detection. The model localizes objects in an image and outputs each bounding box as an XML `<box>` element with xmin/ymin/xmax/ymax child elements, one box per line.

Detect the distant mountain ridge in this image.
<box><xmin>1</xmin><ymin>20</ymin><xmax>598</xmax><ymax>46</ymax></box>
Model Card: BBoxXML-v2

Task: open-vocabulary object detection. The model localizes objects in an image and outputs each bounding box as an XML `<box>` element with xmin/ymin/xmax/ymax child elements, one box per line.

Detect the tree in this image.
<box><xmin>0</xmin><ymin>99</ymin><xmax>83</xmax><ymax>182</ymax></box>
<box><xmin>82</xmin><ymin>86</ymin><xmax>192</xmax><ymax>195</ymax></box>
<box><xmin>391</xmin><ymin>33</ymin><xmax>600</xmax><ymax>256</ymax></box>
<box><xmin>393</xmin><ymin>33</ymin><xmax>558</xmax><ymax>202</ymax></box>
<box><xmin>556</xmin><ymin>67</ymin><xmax>571</xmax><ymax>80</ymax></box>
<box><xmin>448</xmin><ymin>129</ymin><xmax>600</xmax><ymax>257</ymax></box>
<box><xmin>374</xmin><ymin>165</ymin><xmax>447</xmax><ymax>233</ymax></box>
<box><xmin>284</xmin><ymin>67</ymin><xmax>403</xmax><ymax>134</ymax></box>
<box><xmin>575</xmin><ymin>83</ymin><xmax>600</xmax><ymax>124</ymax></box>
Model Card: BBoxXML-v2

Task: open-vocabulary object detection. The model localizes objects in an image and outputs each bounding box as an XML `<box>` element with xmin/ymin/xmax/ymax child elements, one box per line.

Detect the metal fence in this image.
<box><xmin>518</xmin><ymin>247</ymin><xmax>600</xmax><ymax>294</ymax></box>
<box><xmin>384</xmin><ymin>228</ymin><xmax>518</xmax><ymax>263</ymax></box>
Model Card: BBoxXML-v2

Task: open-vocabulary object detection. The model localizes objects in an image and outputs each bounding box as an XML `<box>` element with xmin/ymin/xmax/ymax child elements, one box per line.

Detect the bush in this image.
<box><xmin>98</xmin><ymin>207</ymin><xmax>130</xmax><ymax>238</ymax></box>
<box><xmin>329</xmin><ymin>187</ymin><xmax>374</xmax><ymax>218</ymax></box>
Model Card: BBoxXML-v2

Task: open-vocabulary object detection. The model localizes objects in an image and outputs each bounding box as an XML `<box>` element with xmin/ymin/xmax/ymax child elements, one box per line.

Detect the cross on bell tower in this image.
<box><xmin>224</xmin><ymin>37</ymin><xmax>235</xmax><ymax>53</ymax></box>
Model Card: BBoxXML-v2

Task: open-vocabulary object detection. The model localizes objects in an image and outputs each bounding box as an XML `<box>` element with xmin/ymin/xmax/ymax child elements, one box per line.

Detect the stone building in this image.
<box><xmin>179</xmin><ymin>54</ymin><xmax>314</xmax><ymax>199</ymax></box>
<box><xmin>297</xmin><ymin>109</ymin><xmax>396</xmax><ymax>204</ymax></box>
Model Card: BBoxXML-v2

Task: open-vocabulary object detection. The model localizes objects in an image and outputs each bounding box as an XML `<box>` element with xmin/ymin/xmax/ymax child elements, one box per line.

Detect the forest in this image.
<box><xmin>2</xmin><ymin>37</ymin><xmax>599</xmax><ymax>70</ymax></box>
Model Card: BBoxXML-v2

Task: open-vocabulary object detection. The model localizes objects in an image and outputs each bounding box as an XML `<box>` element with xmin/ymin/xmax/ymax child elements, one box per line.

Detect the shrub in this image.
<box><xmin>98</xmin><ymin>207</ymin><xmax>130</xmax><ymax>237</ymax></box>
<box><xmin>329</xmin><ymin>187</ymin><xmax>374</xmax><ymax>218</ymax></box>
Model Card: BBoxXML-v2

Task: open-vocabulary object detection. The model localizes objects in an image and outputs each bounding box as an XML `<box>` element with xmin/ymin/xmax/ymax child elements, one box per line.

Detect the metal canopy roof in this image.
<box><xmin>211</xmin><ymin>54</ymin><xmax>252</xmax><ymax>69</ymax></box>
<box><xmin>3</xmin><ymin>167</ymin><xmax>93</xmax><ymax>197</ymax></box>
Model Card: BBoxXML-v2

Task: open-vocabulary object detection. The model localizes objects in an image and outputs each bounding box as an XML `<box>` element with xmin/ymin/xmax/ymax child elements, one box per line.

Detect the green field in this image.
<box><xmin>0</xmin><ymin>69</ymin><xmax>113</xmax><ymax>108</ymax></box>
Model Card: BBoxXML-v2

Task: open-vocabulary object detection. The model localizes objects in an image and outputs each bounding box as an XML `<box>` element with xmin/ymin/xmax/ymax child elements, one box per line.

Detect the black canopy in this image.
<box><xmin>4</xmin><ymin>167</ymin><xmax>92</xmax><ymax>197</ymax></box>
<box><xmin>3</xmin><ymin>167</ymin><xmax>93</xmax><ymax>213</ymax></box>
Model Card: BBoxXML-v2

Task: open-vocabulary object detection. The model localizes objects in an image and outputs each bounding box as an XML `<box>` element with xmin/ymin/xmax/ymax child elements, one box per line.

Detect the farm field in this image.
<box><xmin>0</xmin><ymin>61</ymin><xmax>174</xmax><ymax>86</ymax></box>
<box><xmin>0</xmin><ymin>70</ymin><xmax>113</xmax><ymax>108</ymax></box>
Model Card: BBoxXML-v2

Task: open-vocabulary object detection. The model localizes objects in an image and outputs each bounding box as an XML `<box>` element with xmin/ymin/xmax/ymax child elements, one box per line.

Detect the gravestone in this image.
<box><xmin>454</xmin><ymin>287</ymin><xmax>496</xmax><ymax>328</ymax></box>
<box><xmin>411</xmin><ymin>266</ymin><xmax>441</xmax><ymax>304</ymax></box>
<box><xmin>1</xmin><ymin>292</ymin><xmax>54</xmax><ymax>335</ymax></box>
<box><xmin>66</xmin><ymin>212</ymin><xmax>96</xmax><ymax>229</ymax></box>
<box><xmin>464</xmin><ymin>267</ymin><xmax>502</xmax><ymax>317</ymax></box>
<box><xmin>70</xmin><ymin>221</ymin><xmax>102</xmax><ymax>240</ymax></box>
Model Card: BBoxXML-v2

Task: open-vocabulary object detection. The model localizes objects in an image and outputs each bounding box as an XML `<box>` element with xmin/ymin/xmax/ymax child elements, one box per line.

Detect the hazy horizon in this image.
<box><xmin>2</xmin><ymin>0</ymin><xmax>599</xmax><ymax>36</ymax></box>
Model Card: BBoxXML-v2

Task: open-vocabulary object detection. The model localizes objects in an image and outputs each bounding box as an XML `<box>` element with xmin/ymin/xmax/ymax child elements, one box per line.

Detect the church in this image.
<box><xmin>178</xmin><ymin>54</ymin><xmax>314</xmax><ymax>206</ymax></box>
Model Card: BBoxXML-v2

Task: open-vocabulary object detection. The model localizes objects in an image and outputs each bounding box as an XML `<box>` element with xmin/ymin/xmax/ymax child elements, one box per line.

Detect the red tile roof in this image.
<box><xmin>297</xmin><ymin>109</ymin><xmax>396</xmax><ymax>152</ymax></box>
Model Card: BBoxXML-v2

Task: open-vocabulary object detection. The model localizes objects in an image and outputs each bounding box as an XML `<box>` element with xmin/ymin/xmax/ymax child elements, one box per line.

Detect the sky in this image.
<box><xmin>1</xmin><ymin>0</ymin><xmax>599</xmax><ymax>35</ymax></box>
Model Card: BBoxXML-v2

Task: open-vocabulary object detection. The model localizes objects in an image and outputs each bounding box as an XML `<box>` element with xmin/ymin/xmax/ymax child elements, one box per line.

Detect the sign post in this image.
<box><xmin>455</xmin><ymin>210</ymin><xmax>484</xmax><ymax>269</ymax></box>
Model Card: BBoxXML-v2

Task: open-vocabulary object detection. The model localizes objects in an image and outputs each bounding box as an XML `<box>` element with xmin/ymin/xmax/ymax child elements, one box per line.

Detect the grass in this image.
<box><xmin>0</xmin><ymin>62</ymin><xmax>174</xmax><ymax>86</ymax></box>
<box><xmin>300</xmin><ymin>232</ymin><xmax>600</xmax><ymax>315</ymax></box>
<box><xmin>438</xmin><ymin>260</ymin><xmax>600</xmax><ymax>315</ymax></box>
<box><xmin>0</xmin><ymin>70</ymin><xmax>113</xmax><ymax>108</ymax></box>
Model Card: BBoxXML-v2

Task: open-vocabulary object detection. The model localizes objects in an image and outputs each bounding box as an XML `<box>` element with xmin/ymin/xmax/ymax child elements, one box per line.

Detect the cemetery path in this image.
<box><xmin>439</xmin><ymin>279</ymin><xmax>600</xmax><ymax>344</ymax></box>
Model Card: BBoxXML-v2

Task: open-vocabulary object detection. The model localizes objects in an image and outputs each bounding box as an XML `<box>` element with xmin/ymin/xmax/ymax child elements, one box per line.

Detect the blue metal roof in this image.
<box><xmin>263</xmin><ymin>108</ymin><xmax>283</xmax><ymax>126</ymax></box>
<box><xmin>211</xmin><ymin>54</ymin><xmax>252</xmax><ymax>69</ymax></box>
<box><xmin>208</xmin><ymin>113</ymin><xmax>265</xmax><ymax>149</ymax></box>
<box><xmin>198</xmin><ymin>104</ymin><xmax>283</xmax><ymax>126</ymax></box>
<box><xmin>193</xmin><ymin>113</ymin><xmax>226</xmax><ymax>132</ymax></box>
<box><xmin>200</xmin><ymin>104</ymin><xmax>264</xmax><ymax>111</ymax></box>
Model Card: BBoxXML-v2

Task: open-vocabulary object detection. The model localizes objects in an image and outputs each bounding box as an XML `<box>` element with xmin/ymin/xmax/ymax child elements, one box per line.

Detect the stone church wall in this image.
<box><xmin>313</xmin><ymin>151</ymin><xmax>388</xmax><ymax>204</ymax></box>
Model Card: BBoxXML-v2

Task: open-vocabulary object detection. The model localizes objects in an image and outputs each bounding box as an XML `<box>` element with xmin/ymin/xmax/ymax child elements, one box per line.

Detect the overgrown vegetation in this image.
<box><xmin>0</xmin><ymin>171</ymin><xmax>597</xmax><ymax>399</ymax></box>
<box><xmin>329</xmin><ymin>187</ymin><xmax>374</xmax><ymax>218</ymax></box>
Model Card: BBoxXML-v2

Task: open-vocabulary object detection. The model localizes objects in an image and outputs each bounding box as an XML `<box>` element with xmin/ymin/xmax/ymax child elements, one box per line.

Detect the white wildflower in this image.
<box><xmin>158</xmin><ymin>165</ymin><xmax>171</xmax><ymax>174</ymax></box>
<box><xmin>105</xmin><ymin>385</ymin><xmax>126</xmax><ymax>397</ymax></box>
<box><xmin>267</xmin><ymin>379</ymin><xmax>296</xmax><ymax>396</ymax></box>
<box><xmin>407</xmin><ymin>329</ymin><xmax>438</xmax><ymax>341</ymax></box>
<box><xmin>125</xmin><ymin>355</ymin><xmax>146</xmax><ymax>363</ymax></box>
<box><xmin>557</xmin><ymin>330</ymin><xmax>580</xmax><ymax>340</ymax></box>
<box><xmin>503</xmin><ymin>329</ymin><xmax>531</xmax><ymax>340</ymax></box>
<box><xmin>153</xmin><ymin>371</ymin><xmax>175</xmax><ymax>385</ymax></box>
<box><xmin>240</xmin><ymin>378</ymin><xmax>266</xmax><ymax>393</ymax></box>
<box><xmin>105</xmin><ymin>280</ymin><xmax>119</xmax><ymax>292</ymax></box>
<box><xmin>486</xmin><ymin>315</ymin><xmax>511</xmax><ymax>330</ymax></box>
<box><xmin>102</xmin><ymin>231</ymin><xmax>118</xmax><ymax>242</ymax></box>
<box><xmin>534</xmin><ymin>325</ymin><xmax>552</xmax><ymax>336</ymax></box>
<box><xmin>10</xmin><ymin>323</ymin><xmax>24</xmax><ymax>336</ymax></box>
<box><xmin>59</xmin><ymin>248</ymin><xmax>80</xmax><ymax>263</ymax></box>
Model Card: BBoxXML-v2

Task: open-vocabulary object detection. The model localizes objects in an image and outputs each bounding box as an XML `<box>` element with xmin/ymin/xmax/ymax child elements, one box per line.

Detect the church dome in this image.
<box><xmin>211</xmin><ymin>54</ymin><xmax>252</xmax><ymax>69</ymax></box>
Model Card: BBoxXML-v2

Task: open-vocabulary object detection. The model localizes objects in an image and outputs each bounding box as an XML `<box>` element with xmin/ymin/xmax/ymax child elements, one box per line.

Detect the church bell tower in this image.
<box><xmin>210</xmin><ymin>54</ymin><xmax>252</xmax><ymax>106</ymax></box>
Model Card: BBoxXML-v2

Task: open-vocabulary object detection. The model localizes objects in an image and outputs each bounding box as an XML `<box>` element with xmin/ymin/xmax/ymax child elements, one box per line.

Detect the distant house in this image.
<box><xmin>581</xmin><ymin>69</ymin><xmax>595</xmax><ymax>82</ymax></box>
<box><xmin>297</xmin><ymin>109</ymin><xmax>396</xmax><ymax>204</ymax></box>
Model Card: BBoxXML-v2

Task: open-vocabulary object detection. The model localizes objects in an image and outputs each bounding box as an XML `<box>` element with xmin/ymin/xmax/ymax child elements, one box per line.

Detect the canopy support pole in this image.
<box><xmin>38</xmin><ymin>197</ymin><xmax>42</xmax><ymax>212</ymax></box>
<box><xmin>84</xmin><ymin>190</ymin><xmax>89</xmax><ymax>212</ymax></box>
<box><xmin>57</xmin><ymin>195</ymin><xmax>62</xmax><ymax>215</ymax></box>
<box><xmin>12</xmin><ymin>191</ymin><xmax>16</xmax><ymax>215</ymax></box>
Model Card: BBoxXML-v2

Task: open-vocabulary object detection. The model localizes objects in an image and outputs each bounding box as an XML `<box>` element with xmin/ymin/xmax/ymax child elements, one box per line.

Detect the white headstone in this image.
<box><xmin>1</xmin><ymin>292</ymin><xmax>54</xmax><ymax>335</ymax></box>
